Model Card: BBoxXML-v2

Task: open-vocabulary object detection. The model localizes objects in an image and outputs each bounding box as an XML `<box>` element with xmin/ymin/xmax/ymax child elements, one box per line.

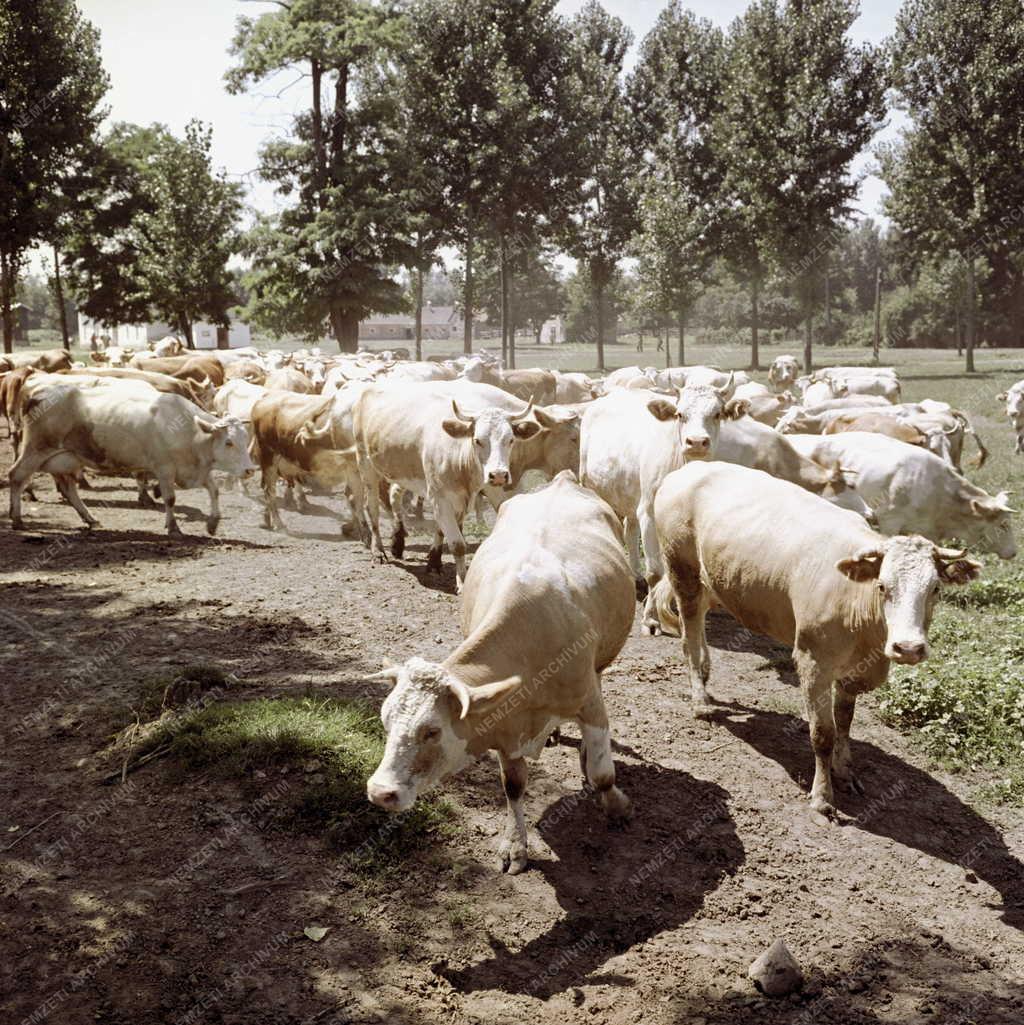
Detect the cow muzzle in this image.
<box><xmin>886</xmin><ymin>640</ymin><xmax>928</xmax><ymax>665</ymax></box>
<box><xmin>487</xmin><ymin>469</ymin><xmax>510</xmax><ymax>486</ymax></box>
<box><xmin>366</xmin><ymin>779</ymin><xmax>415</xmax><ymax>812</ymax></box>
<box><xmin>684</xmin><ymin>435</ymin><xmax>711</xmax><ymax>458</ymax></box>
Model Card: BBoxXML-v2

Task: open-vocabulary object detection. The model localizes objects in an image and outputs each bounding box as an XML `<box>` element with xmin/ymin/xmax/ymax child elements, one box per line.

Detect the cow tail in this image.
<box><xmin>954</xmin><ymin>410</ymin><xmax>988</xmax><ymax>468</ymax></box>
<box><xmin>651</xmin><ymin>577</ymin><xmax>681</xmax><ymax>637</ymax></box>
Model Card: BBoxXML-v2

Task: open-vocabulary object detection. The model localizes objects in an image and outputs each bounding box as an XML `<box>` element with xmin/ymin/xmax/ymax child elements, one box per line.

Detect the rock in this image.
<box><xmin>748</xmin><ymin>938</ymin><xmax>804</xmax><ymax>998</ymax></box>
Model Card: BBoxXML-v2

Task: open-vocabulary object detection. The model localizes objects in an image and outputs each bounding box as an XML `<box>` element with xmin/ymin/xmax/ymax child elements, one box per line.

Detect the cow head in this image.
<box><xmin>819</xmin><ymin>464</ymin><xmax>873</xmax><ymax>521</ymax></box>
<box><xmin>366</xmin><ymin>657</ymin><xmax>521</xmax><ymax>811</ymax></box>
<box><xmin>442</xmin><ymin>400</ymin><xmax>540</xmax><ymax>486</ymax></box>
<box><xmin>646</xmin><ymin>376</ymin><xmax>747</xmax><ymax>459</ymax></box>
<box><xmin>963</xmin><ymin>490</ymin><xmax>1017</xmax><ymax>559</ymax></box>
<box><xmin>769</xmin><ymin>356</ymin><xmax>800</xmax><ymax>390</ymax></box>
<box><xmin>195</xmin><ymin>415</ymin><xmax>256</xmax><ymax>477</ymax></box>
<box><xmin>531</xmin><ymin>406</ymin><xmax>581</xmax><ymax>473</ymax></box>
<box><xmin>836</xmin><ymin>536</ymin><xmax>982</xmax><ymax>664</ymax></box>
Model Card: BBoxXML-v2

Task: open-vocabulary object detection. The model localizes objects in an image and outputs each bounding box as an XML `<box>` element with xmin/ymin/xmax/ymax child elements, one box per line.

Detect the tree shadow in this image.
<box><xmin>439</xmin><ymin>763</ymin><xmax>743</xmax><ymax>998</ymax></box>
<box><xmin>714</xmin><ymin>704</ymin><xmax>1024</xmax><ymax>930</ymax></box>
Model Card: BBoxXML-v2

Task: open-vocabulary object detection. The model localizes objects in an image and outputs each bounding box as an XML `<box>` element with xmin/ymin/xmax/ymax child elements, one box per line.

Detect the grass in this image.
<box><xmin>138</xmin><ymin>692</ymin><xmax>457</xmax><ymax>872</ymax></box>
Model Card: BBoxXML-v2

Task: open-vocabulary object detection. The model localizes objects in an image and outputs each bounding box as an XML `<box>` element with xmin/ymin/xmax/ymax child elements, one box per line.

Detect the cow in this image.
<box><xmin>776</xmin><ymin>397</ymin><xmax>924</xmax><ymax>435</ymax></box>
<box><xmin>996</xmin><ymin>380</ymin><xmax>1024</xmax><ymax>452</ymax></box>
<box><xmin>224</xmin><ymin>360</ymin><xmax>268</xmax><ymax>385</ymax></box>
<box><xmin>0</xmin><ymin>366</ymin><xmax>36</xmax><ymax>445</ymax></box>
<box><xmin>130</xmin><ymin>354</ymin><xmax>225</xmax><ymax>388</ymax></box>
<box><xmin>249</xmin><ymin>385</ymin><xmax>368</xmax><ymax>533</ymax></box>
<box><xmin>353</xmin><ymin>382</ymin><xmax>541</xmax><ymax>590</ymax></box>
<box><xmin>768</xmin><ymin>355</ymin><xmax>800</xmax><ymax>394</ymax></box>
<box><xmin>579</xmin><ymin>378</ymin><xmax>747</xmax><ymax>629</ymax></box>
<box><xmin>823</xmin><ymin>411</ymin><xmax>929</xmax><ymax>447</ymax></box>
<box><xmin>384</xmin><ymin>361</ymin><xmax>459</xmax><ymax>385</ymax></box>
<box><xmin>821</xmin><ymin>368</ymin><xmax>901</xmax><ymax>402</ymax></box>
<box><xmin>212</xmin><ymin>379</ymin><xmax>268</xmax><ymax>423</ymax></box>
<box><xmin>265</xmin><ymin>367</ymin><xmax>316</xmax><ymax>394</ymax></box>
<box><xmin>366</xmin><ymin>470</ymin><xmax>635</xmax><ymax>873</ymax></box>
<box><xmin>785</xmin><ymin>432</ymin><xmax>1016</xmax><ymax>559</ymax></box>
<box><xmin>461</xmin><ymin>358</ymin><xmax>557</xmax><ymax>405</ymax></box>
<box><xmin>553</xmin><ymin>370</ymin><xmax>601</xmax><ymax>403</ymax></box>
<box><xmin>152</xmin><ymin>336</ymin><xmax>185</xmax><ymax>357</ymax></box>
<box><xmin>2</xmin><ymin>349</ymin><xmax>73</xmax><ymax>373</ymax></box>
<box><xmin>652</xmin><ymin>460</ymin><xmax>982</xmax><ymax>818</ymax></box>
<box><xmin>66</xmin><ymin>367</ymin><xmax>213</xmax><ymax>408</ymax></box>
<box><xmin>8</xmin><ymin>379</ymin><xmax>253</xmax><ymax>535</ymax></box>
<box><xmin>732</xmin><ymin>381</ymin><xmax>796</xmax><ymax>426</ymax></box>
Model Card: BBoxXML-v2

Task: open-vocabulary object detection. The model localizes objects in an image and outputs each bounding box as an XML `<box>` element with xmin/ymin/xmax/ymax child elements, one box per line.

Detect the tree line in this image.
<box><xmin>2</xmin><ymin>0</ymin><xmax>1023</xmax><ymax>371</ymax></box>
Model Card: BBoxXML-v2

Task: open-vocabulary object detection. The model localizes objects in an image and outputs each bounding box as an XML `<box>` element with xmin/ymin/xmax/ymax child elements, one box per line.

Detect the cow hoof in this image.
<box><xmin>691</xmin><ymin>702</ymin><xmax>715</xmax><ymax>721</ymax></box>
<box><xmin>425</xmin><ymin>551</ymin><xmax>443</xmax><ymax>575</ymax></box>
<box><xmin>809</xmin><ymin>796</ymin><xmax>838</xmax><ymax>821</ymax></box>
<box><xmin>643</xmin><ymin>621</ymin><xmax>662</xmax><ymax>637</ymax></box>
<box><xmin>390</xmin><ymin>534</ymin><xmax>406</xmax><ymax>559</ymax></box>
<box><xmin>545</xmin><ymin>727</ymin><xmax>561</xmax><ymax>748</ymax></box>
<box><xmin>634</xmin><ymin>578</ymin><xmax>649</xmax><ymax>601</ymax></box>
<box><xmin>168</xmin><ymin>526</ymin><xmax>184</xmax><ymax>539</ymax></box>
<box><xmin>138</xmin><ymin>494</ymin><xmax>157</xmax><ymax>510</ymax></box>
<box><xmin>500</xmin><ymin>847</ymin><xmax>529</xmax><ymax>875</ymax></box>
<box><xmin>206</xmin><ymin>516</ymin><xmax>220</xmax><ymax>536</ymax></box>
<box><xmin>604</xmin><ymin>788</ymin><xmax>633</xmax><ymax>822</ymax></box>
<box><xmin>371</xmin><ymin>548</ymin><xmax>389</xmax><ymax>565</ymax></box>
<box><xmin>11</xmin><ymin>518</ymin><xmax>24</xmax><ymax>531</ymax></box>
<box><xmin>836</xmin><ymin>771</ymin><xmax>865</xmax><ymax>796</ymax></box>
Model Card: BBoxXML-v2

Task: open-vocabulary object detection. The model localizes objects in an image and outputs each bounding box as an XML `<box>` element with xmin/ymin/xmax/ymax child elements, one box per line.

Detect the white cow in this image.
<box><xmin>786</xmin><ymin>432</ymin><xmax>1016</xmax><ymax>559</ymax></box>
<box><xmin>768</xmin><ymin>355</ymin><xmax>801</xmax><ymax>394</ymax></box>
<box><xmin>997</xmin><ymin>380</ymin><xmax>1024</xmax><ymax>452</ymax></box>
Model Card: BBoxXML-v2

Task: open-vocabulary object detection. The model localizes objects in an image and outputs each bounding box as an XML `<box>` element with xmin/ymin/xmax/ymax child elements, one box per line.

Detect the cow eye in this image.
<box><xmin>422</xmin><ymin>726</ymin><xmax>441</xmax><ymax>742</ymax></box>
<box><xmin>876</xmin><ymin>582</ymin><xmax>886</xmax><ymax>595</ymax></box>
<box><xmin>226</xmin><ymin>441</ymin><xmax>234</xmax><ymax>447</ymax></box>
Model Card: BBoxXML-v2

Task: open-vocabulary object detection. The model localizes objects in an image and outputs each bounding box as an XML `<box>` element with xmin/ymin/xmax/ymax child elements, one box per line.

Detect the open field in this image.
<box><xmin>2</xmin><ymin>346</ymin><xmax>1024</xmax><ymax>1024</ymax></box>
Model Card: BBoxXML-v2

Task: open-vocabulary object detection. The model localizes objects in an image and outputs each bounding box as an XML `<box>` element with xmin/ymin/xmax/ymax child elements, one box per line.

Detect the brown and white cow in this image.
<box><xmin>265</xmin><ymin>366</ymin><xmax>316</xmax><ymax>394</ymax></box>
<box><xmin>1</xmin><ymin>349</ymin><xmax>73</xmax><ymax>373</ymax></box>
<box><xmin>224</xmin><ymin>360</ymin><xmax>268</xmax><ymax>386</ymax></box>
<box><xmin>8</xmin><ymin>379</ymin><xmax>252</xmax><ymax>535</ymax></box>
<box><xmin>653</xmin><ymin>460</ymin><xmax>981</xmax><ymax>818</ymax></box>
<box><xmin>353</xmin><ymin>382</ymin><xmax>541</xmax><ymax>590</ymax></box>
<box><xmin>366</xmin><ymin>470</ymin><xmax>634</xmax><ymax>873</ymax></box>
<box><xmin>461</xmin><ymin>357</ymin><xmax>557</xmax><ymax>405</ymax></box>
<box><xmin>130</xmin><ymin>354</ymin><xmax>225</xmax><ymax>388</ymax></box>
<box><xmin>249</xmin><ymin>386</ymin><xmax>367</xmax><ymax>534</ymax></box>
<box><xmin>66</xmin><ymin>367</ymin><xmax>213</xmax><ymax>408</ymax></box>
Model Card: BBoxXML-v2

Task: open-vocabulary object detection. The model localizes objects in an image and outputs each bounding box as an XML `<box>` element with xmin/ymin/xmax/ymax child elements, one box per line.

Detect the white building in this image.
<box><xmin>77</xmin><ymin>314</ymin><xmax>251</xmax><ymax>351</ymax></box>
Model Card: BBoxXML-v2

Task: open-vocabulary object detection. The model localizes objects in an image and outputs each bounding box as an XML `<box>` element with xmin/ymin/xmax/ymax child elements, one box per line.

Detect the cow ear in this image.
<box><xmin>647</xmin><ymin>398</ymin><xmax>678</xmax><ymax>422</ymax></box>
<box><xmin>996</xmin><ymin>392</ymin><xmax>1008</xmax><ymax>401</ymax></box>
<box><xmin>969</xmin><ymin>497</ymin><xmax>1006</xmax><ymax>520</ymax></box>
<box><xmin>935</xmin><ymin>553</ymin><xmax>983</xmax><ymax>585</ymax></box>
<box><xmin>442</xmin><ymin>418</ymin><xmax>474</xmax><ymax>438</ymax></box>
<box><xmin>449</xmin><ymin>675</ymin><xmax>522</xmax><ymax>720</ymax></box>
<box><xmin>836</xmin><ymin>548</ymin><xmax>884</xmax><ymax>581</ymax></box>
<box><xmin>512</xmin><ymin>419</ymin><xmax>541</xmax><ymax>439</ymax></box>
<box><xmin>724</xmin><ymin>399</ymin><xmax>750</xmax><ymax>420</ymax></box>
<box><xmin>194</xmin><ymin>415</ymin><xmax>215</xmax><ymax>434</ymax></box>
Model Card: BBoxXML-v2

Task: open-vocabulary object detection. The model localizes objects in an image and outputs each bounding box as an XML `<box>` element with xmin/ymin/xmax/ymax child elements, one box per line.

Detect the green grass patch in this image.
<box><xmin>148</xmin><ymin>694</ymin><xmax>457</xmax><ymax>872</ymax></box>
<box><xmin>878</xmin><ymin>575</ymin><xmax>1024</xmax><ymax>804</ymax></box>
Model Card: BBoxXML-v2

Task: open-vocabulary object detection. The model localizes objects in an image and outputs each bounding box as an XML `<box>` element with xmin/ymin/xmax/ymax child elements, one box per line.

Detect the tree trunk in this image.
<box><xmin>52</xmin><ymin>244</ymin><xmax>70</xmax><ymax>351</ymax></box>
<box><xmin>954</xmin><ymin>301</ymin><xmax>962</xmax><ymax>356</ymax></box>
<box><xmin>594</xmin><ymin>277</ymin><xmax>606</xmax><ymax>372</ymax></box>
<box><xmin>179</xmin><ymin>316</ymin><xmax>194</xmax><ymax>349</ymax></box>
<box><xmin>824</xmin><ymin>266</ymin><xmax>832</xmax><ymax>342</ymax></box>
<box><xmin>637</xmin><ymin>326</ymin><xmax>643</xmax><ymax>352</ymax></box>
<box><xmin>507</xmin><ymin>262</ymin><xmax>515</xmax><ymax>370</ymax></box>
<box><xmin>965</xmin><ymin>256</ymin><xmax>977</xmax><ymax>373</ymax></box>
<box><xmin>463</xmin><ymin>225</ymin><xmax>473</xmax><ymax>354</ymax></box>
<box><xmin>803</xmin><ymin>309</ymin><xmax>813</xmax><ymax>375</ymax></box>
<box><xmin>414</xmin><ymin>265</ymin><xmax>424</xmax><ymax>362</ymax></box>
<box><xmin>1</xmin><ymin>248</ymin><xmax>16</xmax><ymax>355</ymax></box>
<box><xmin>499</xmin><ymin>246</ymin><xmax>508</xmax><ymax>366</ymax></box>
<box><xmin>677</xmin><ymin>306</ymin><xmax>685</xmax><ymax>366</ymax></box>
<box><xmin>331</xmin><ymin>307</ymin><xmax>360</xmax><ymax>353</ymax></box>
<box><xmin>534</xmin><ymin>323</ymin><xmax>542</xmax><ymax>346</ymax></box>
<box><xmin>873</xmin><ymin>265</ymin><xmax>882</xmax><ymax>363</ymax></box>
<box><xmin>750</xmin><ymin>276</ymin><xmax>760</xmax><ymax>371</ymax></box>
<box><xmin>664</xmin><ymin>324</ymin><xmax>670</xmax><ymax>369</ymax></box>
<box><xmin>310</xmin><ymin>59</ymin><xmax>326</xmax><ymax>201</ymax></box>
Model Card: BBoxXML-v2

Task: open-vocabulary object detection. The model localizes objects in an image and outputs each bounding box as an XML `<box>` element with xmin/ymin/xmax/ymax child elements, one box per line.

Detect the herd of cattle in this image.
<box><xmin>2</xmin><ymin>342</ymin><xmax>1021</xmax><ymax>869</ymax></box>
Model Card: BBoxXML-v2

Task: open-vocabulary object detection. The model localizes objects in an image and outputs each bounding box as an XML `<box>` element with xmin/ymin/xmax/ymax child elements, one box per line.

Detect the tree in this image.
<box><xmin>227</xmin><ymin>0</ymin><xmax>415</xmax><ymax>351</ymax></box>
<box><xmin>768</xmin><ymin>0</ymin><xmax>886</xmax><ymax>373</ymax></box>
<box><xmin>0</xmin><ymin>0</ymin><xmax>108</xmax><ymax>352</ymax></box>
<box><xmin>399</xmin><ymin>0</ymin><xmax>585</xmax><ymax>365</ymax></box>
<box><xmin>884</xmin><ymin>0</ymin><xmax>1024</xmax><ymax>371</ymax></box>
<box><xmin>562</xmin><ymin>1</ymin><xmax>637</xmax><ymax>370</ymax></box>
<box><xmin>629</xmin><ymin>3</ymin><xmax>727</xmax><ymax>366</ymax></box>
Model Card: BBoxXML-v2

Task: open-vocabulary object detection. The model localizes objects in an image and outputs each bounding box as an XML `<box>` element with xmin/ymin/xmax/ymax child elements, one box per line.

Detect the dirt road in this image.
<box><xmin>2</xmin><ymin>468</ymin><xmax>1023</xmax><ymax>1025</ymax></box>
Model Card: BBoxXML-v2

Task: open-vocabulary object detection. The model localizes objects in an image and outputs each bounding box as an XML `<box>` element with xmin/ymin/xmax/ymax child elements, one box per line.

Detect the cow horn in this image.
<box><xmin>511</xmin><ymin>400</ymin><xmax>534</xmax><ymax>423</ymax></box>
<box><xmin>714</xmin><ymin>372</ymin><xmax>735</xmax><ymax>398</ymax></box>
<box><xmin>447</xmin><ymin>677</ymin><xmax>472</xmax><ymax>720</ymax></box>
<box><xmin>934</xmin><ymin>546</ymin><xmax>967</xmax><ymax>562</ymax></box>
<box><xmin>451</xmin><ymin>399</ymin><xmax>475</xmax><ymax>423</ymax></box>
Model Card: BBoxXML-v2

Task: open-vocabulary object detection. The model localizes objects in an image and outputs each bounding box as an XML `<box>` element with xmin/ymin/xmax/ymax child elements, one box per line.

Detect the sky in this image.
<box><xmin>58</xmin><ymin>0</ymin><xmax>906</xmax><ymax>271</ymax></box>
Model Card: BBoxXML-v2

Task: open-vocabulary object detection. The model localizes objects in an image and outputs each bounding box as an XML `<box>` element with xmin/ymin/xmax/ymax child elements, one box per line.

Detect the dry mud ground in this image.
<box><xmin>1</xmin><ymin>461</ymin><xmax>1024</xmax><ymax>1025</ymax></box>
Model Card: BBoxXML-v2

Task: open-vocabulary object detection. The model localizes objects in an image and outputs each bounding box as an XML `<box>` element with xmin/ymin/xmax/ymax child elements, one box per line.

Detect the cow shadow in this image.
<box><xmin>438</xmin><ymin>763</ymin><xmax>743</xmax><ymax>998</ymax></box>
<box><xmin>713</xmin><ymin>704</ymin><xmax>1024</xmax><ymax>929</ymax></box>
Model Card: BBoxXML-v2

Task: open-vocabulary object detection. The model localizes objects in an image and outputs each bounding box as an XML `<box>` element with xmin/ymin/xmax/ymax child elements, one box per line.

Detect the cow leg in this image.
<box><xmin>638</xmin><ymin>502</ymin><xmax>664</xmax><ymax>634</ymax></box>
<box><xmin>342</xmin><ymin>461</ymin><xmax>366</xmax><ymax>539</ymax></box>
<box><xmin>204</xmin><ymin>477</ymin><xmax>221</xmax><ymax>535</ymax></box>
<box><xmin>796</xmin><ymin>649</ymin><xmax>837</xmax><ymax>818</ymax></box>
<box><xmin>158</xmin><ymin>474</ymin><xmax>183</xmax><ymax>536</ymax></box>
<box><xmin>496</xmin><ymin>751</ymin><xmax>529</xmax><ymax>874</ymax></box>
<box><xmin>357</xmin><ymin>461</ymin><xmax>387</xmax><ymax>562</ymax></box>
<box><xmin>388</xmin><ymin>483</ymin><xmax>407</xmax><ymax>558</ymax></box>
<box><xmin>426</xmin><ymin>528</ymin><xmax>444</xmax><ymax>575</ymax></box>
<box><xmin>432</xmin><ymin>495</ymin><xmax>469</xmax><ymax>592</ymax></box>
<box><xmin>281</xmin><ymin>481</ymin><xmax>297</xmax><ymax>510</ymax></box>
<box><xmin>577</xmin><ymin>680</ymin><xmax>632</xmax><ymax>820</ymax></box>
<box><xmin>261</xmin><ymin>464</ymin><xmax>285</xmax><ymax>531</ymax></box>
<box><xmin>295</xmin><ymin>482</ymin><xmax>313</xmax><ymax>513</ymax></box>
<box><xmin>8</xmin><ymin>448</ymin><xmax>56</xmax><ymax>529</ymax></box>
<box><xmin>55</xmin><ymin>474</ymin><xmax>98</xmax><ymax>529</ymax></box>
<box><xmin>136</xmin><ymin>474</ymin><xmax>157</xmax><ymax>508</ymax></box>
<box><xmin>623</xmin><ymin>514</ymin><xmax>646</xmax><ymax>599</ymax></box>
<box><xmin>832</xmin><ymin>681</ymin><xmax>864</xmax><ymax>795</ymax></box>
<box><xmin>672</xmin><ymin>570</ymin><xmax>713</xmax><ymax>718</ymax></box>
